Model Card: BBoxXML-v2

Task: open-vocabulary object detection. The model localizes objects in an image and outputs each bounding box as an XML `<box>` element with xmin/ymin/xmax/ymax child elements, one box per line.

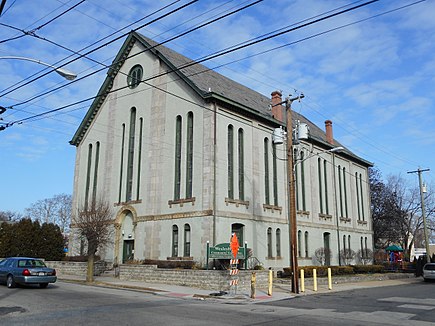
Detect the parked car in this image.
<box><xmin>0</xmin><ymin>257</ymin><xmax>57</xmax><ymax>288</ymax></box>
<box><xmin>423</xmin><ymin>263</ymin><xmax>435</xmax><ymax>281</ymax></box>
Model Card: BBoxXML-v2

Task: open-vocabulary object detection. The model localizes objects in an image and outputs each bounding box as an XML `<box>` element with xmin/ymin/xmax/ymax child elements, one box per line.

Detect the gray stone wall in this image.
<box><xmin>46</xmin><ymin>261</ymin><xmax>108</xmax><ymax>276</ymax></box>
<box><xmin>46</xmin><ymin>261</ymin><xmax>269</xmax><ymax>292</ymax></box>
<box><xmin>119</xmin><ymin>264</ymin><xmax>269</xmax><ymax>291</ymax></box>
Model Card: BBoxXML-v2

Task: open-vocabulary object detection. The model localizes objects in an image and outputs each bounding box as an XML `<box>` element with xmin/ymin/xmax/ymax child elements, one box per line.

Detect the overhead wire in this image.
<box><xmin>0</xmin><ymin>0</ymin><xmax>85</xmax><ymax>44</ymax></box>
<box><xmin>0</xmin><ymin>0</ymin><xmax>189</xmax><ymax>95</ymax></box>
<box><xmin>2</xmin><ymin>1</ymin><xmax>426</xmax><ymax>177</ymax></box>
<box><xmin>1</xmin><ymin>0</ymin><xmax>262</xmax><ymax>109</ymax></box>
<box><xmin>1</xmin><ymin>0</ymin><xmax>244</xmax><ymax>110</ymax></box>
<box><xmin>3</xmin><ymin>0</ymin><xmax>375</xmax><ymax>120</ymax></box>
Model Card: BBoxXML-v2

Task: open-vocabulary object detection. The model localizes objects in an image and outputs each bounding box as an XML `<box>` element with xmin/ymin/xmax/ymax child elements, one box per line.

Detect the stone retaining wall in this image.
<box><xmin>46</xmin><ymin>261</ymin><xmax>269</xmax><ymax>291</ymax></box>
<box><xmin>46</xmin><ymin>261</ymin><xmax>107</xmax><ymax>276</ymax></box>
<box><xmin>118</xmin><ymin>264</ymin><xmax>269</xmax><ymax>291</ymax></box>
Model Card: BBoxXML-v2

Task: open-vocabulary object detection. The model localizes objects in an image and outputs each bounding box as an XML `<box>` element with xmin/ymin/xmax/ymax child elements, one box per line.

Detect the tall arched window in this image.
<box><xmin>355</xmin><ymin>172</ymin><xmax>361</xmax><ymax>220</ymax></box>
<box><xmin>343</xmin><ymin>167</ymin><xmax>348</xmax><ymax>217</ymax></box>
<box><xmin>118</xmin><ymin>124</ymin><xmax>125</xmax><ymax>203</ymax></box>
<box><xmin>184</xmin><ymin>224</ymin><xmax>191</xmax><ymax>257</ymax></box>
<box><xmin>295</xmin><ymin>149</ymin><xmax>299</xmax><ymax>210</ymax></box>
<box><xmin>126</xmin><ymin>107</ymin><xmax>136</xmax><ymax>202</ymax></box>
<box><xmin>338</xmin><ymin>165</ymin><xmax>343</xmax><ymax>217</ymax></box>
<box><xmin>186</xmin><ymin>112</ymin><xmax>194</xmax><ymax>198</ymax></box>
<box><xmin>300</xmin><ymin>151</ymin><xmax>306</xmax><ymax>211</ymax></box>
<box><xmin>85</xmin><ymin>143</ymin><xmax>93</xmax><ymax>209</ymax></box>
<box><xmin>360</xmin><ymin>174</ymin><xmax>365</xmax><ymax>221</ymax></box>
<box><xmin>267</xmin><ymin>227</ymin><xmax>272</xmax><ymax>258</ymax></box>
<box><xmin>298</xmin><ymin>230</ymin><xmax>302</xmax><ymax>257</ymax></box>
<box><xmin>92</xmin><ymin>141</ymin><xmax>100</xmax><ymax>205</ymax></box>
<box><xmin>360</xmin><ymin>237</ymin><xmax>364</xmax><ymax>258</ymax></box>
<box><xmin>272</xmin><ymin>143</ymin><xmax>278</xmax><ymax>206</ymax></box>
<box><xmin>238</xmin><ymin>128</ymin><xmax>244</xmax><ymax>200</ymax></box>
<box><xmin>343</xmin><ymin>234</ymin><xmax>346</xmax><ymax>252</ymax></box>
<box><xmin>323</xmin><ymin>232</ymin><xmax>331</xmax><ymax>265</ymax></box>
<box><xmin>264</xmin><ymin>138</ymin><xmax>270</xmax><ymax>205</ymax></box>
<box><xmin>348</xmin><ymin>235</ymin><xmax>351</xmax><ymax>251</ymax></box>
<box><xmin>227</xmin><ymin>125</ymin><xmax>234</xmax><ymax>199</ymax></box>
<box><xmin>136</xmin><ymin>118</ymin><xmax>143</xmax><ymax>201</ymax></box>
<box><xmin>318</xmin><ymin>158</ymin><xmax>323</xmax><ymax>213</ymax></box>
<box><xmin>172</xmin><ymin>225</ymin><xmax>179</xmax><ymax>257</ymax></box>
<box><xmin>364</xmin><ymin>237</ymin><xmax>368</xmax><ymax>258</ymax></box>
<box><xmin>174</xmin><ymin>116</ymin><xmax>182</xmax><ymax>200</ymax></box>
<box><xmin>324</xmin><ymin>160</ymin><xmax>329</xmax><ymax>214</ymax></box>
<box><xmin>304</xmin><ymin>231</ymin><xmax>309</xmax><ymax>257</ymax></box>
<box><xmin>276</xmin><ymin>228</ymin><xmax>281</xmax><ymax>257</ymax></box>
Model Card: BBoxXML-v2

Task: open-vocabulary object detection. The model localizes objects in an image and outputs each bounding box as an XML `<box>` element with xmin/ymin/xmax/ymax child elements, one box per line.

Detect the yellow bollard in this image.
<box><xmin>251</xmin><ymin>272</ymin><xmax>256</xmax><ymax>299</ymax></box>
<box><xmin>313</xmin><ymin>268</ymin><xmax>317</xmax><ymax>292</ymax></box>
<box><xmin>300</xmin><ymin>269</ymin><xmax>305</xmax><ymax>292</ymax></box>
<box><xmin>328</xmin><ymin>267</ymin><xmax>332</xmax><ymax>290</ymax></box>
<box><xmin>268</xmin><ymin>269</ymin><xmax>273</xmax><ymax>296</ymax></box>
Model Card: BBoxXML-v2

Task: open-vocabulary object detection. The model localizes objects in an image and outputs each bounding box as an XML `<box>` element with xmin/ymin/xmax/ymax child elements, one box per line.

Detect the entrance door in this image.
<box><xmin>123</xmin><ymin>240</ymin><xmax>135</xmax><ymax>263</ymax></box>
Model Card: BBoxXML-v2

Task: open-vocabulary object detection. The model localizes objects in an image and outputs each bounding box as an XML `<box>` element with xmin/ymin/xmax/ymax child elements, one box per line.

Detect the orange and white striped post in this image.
<box><xmin>229</xmin><ymin>233</ymin><xmax>240</xmax><ymax>294</ymax></box>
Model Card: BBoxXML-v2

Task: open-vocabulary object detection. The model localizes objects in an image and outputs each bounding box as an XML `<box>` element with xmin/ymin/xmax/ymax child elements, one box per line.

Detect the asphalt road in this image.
<box><xmin>0</xmin><ymin>279</ymin><xmax>434</xmax><ymax>325</ymax></box>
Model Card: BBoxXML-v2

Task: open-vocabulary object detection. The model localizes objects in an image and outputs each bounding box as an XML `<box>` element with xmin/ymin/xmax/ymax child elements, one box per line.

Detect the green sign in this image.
<box><xmin>208</xmin><ymin>243</ymin><xmax>245</xmax><ymax>259</ymax></box>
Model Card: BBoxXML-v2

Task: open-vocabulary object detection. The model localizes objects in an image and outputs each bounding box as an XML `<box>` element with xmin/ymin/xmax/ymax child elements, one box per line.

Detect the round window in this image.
<box><xmin>127</xmin><ymin>65</ymin><xmax>143</xmax><ymax>89</ymax></box>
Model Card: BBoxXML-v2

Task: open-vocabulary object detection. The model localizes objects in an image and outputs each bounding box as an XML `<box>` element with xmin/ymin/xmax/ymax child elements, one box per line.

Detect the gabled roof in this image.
<box><xmin>70</xmin><ymin>31</ymin><xmax>372</xmax><ymax>167</ymax></box>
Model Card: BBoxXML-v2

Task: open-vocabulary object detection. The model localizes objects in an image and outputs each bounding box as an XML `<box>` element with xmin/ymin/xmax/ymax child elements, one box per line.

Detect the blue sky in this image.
<box><xmin>0</xmin><ymin>0</ymin><xmax>434</xmax><ymax>214</ymax></box>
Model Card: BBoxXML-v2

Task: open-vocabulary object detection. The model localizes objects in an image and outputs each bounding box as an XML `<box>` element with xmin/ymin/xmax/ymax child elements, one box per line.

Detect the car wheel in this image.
<box><xmin>424</xmin><ymin>278</ymin><xmax>428</xmax><ymax>282</ymax></box>
<box><xmin>6</xmin><ymin>275</ymin><xmax>16</xmax><ymax>288</ymax></box>
<box><xmin>39</xmin><ymin>283</ymin><xmax>48</xmax><ymax>289</ymax></box>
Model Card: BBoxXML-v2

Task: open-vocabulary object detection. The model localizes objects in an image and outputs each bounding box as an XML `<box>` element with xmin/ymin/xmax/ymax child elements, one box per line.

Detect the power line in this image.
<box><xmin>2</xmin><ymin>0</ymin><xmax>376</xmax><ymax>123</ymax></box>
<box><xmin>1</xmin><ymin>0</ymin><xmax>262</xmax><ymax>109</ymax></box>
<box><xmin>0</xmin><ymin>0</ymin><xmax>199</xmax><ymax>97</ymax></box>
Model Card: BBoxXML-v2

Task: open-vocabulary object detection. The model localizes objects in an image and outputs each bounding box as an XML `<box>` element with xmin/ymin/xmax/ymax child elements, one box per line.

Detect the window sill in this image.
<box><xmin>297</xmin><ymin>210</ymin><xmax>310</xmax><ymax>217</ymax></box>
<box><xmin>168</xmin><ymin>197</ymin><xmax>196</xmax><ymax>208</ymax></box>
<box><xmin>263</xmin><ymin>204</ymin><xmax>282</xmax><ymax>213</ymax></box>
<box><xmin>265</xmin><ymin>256</ymin><xmax>283</xmax><ymax>261</ymax></box>
<box><xmin>225</xmin><ymin>198</ymin><xmax>249</xmax><ymax>208</ymax></box>
<box><xmin>114</xmin><ymin>199</ymin><xmax>142</xmax><ymax>207</ymax></box>
<box><xmin>340</xmin><ymin>217</ymin><xmax>351</xmax><ymax>223</ymax></box>
<box><xmin>319</xmin><ymin>213</ymin><xmax>332</xmax><ymax>220</ymax></box>
<box><xmin>357</xmin><ymin>220</ymin><xmax>368</xmax><ymax>225</ymax></box>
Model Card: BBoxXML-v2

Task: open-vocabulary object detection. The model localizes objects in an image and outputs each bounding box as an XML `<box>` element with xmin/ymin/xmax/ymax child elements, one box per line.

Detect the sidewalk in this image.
<box><xmin>58</xmin><ymin>273</ymin><xmax>420</xmax><ymax>304</ymax></box>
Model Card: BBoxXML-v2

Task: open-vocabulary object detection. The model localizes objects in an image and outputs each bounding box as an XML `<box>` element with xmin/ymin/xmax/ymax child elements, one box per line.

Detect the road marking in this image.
<box><xmin>379</xmin><ymin>297</ymin><xmax>435</xmax><ymax>306</ymax></box>
<box><xmin>398</xmin><ymin>304</ymin><xmax>435</xmax><ymax>311</ymax></box>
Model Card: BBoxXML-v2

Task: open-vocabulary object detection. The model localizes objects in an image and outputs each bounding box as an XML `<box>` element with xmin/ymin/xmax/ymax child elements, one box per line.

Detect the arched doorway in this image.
<box><xmin>121</xmin><ymin>211</ymin><xmax>135</xmax><ymax>263</ymax></box>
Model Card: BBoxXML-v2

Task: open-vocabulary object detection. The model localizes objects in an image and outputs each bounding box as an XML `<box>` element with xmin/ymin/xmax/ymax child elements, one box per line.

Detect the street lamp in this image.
<box><xmin>0</xmin><ymin>56</ymin><xmax>77</xmax><ymax>80</ymax></box>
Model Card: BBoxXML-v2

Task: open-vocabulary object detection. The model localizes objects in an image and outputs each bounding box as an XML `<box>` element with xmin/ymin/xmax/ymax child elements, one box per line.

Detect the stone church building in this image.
<box><xmin>69</xmin><ymin>31</ymin><xmax>373</xmax><ymax>269</ymax></box>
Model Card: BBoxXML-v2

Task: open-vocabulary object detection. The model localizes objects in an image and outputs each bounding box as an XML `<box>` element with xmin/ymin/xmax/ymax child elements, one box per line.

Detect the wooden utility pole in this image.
<box><xmin>285</xmin><ymin>94</ymin><xmax>304</xmax><ymax>294</ymax></box>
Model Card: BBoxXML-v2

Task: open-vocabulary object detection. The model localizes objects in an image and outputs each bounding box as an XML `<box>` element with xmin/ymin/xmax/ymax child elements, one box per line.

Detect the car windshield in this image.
<box><xmin>17</xmin><ymin>259</ymin><xmax>47</xmax><ymax>268</ymax></box>
<box><xmin>424</xmin><ymin>264</ymin><xmax>435</xmax><ymax>271</ymax></box>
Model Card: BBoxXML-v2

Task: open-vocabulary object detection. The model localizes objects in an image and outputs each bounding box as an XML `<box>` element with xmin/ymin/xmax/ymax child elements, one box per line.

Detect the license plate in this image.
<box><xmin>38</xmin><ymin>272</ymin><xmax>45</xmax><ymax>276</ymax></box>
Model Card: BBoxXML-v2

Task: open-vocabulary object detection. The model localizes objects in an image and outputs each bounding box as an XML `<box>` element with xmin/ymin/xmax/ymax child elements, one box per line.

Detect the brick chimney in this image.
<box><xmin>271</xmin><ymin>90</ymin><xmax>284</xmax><ymax>123</ymax></box>
<box><xmin>325</xmin><ymin>120</ymin><xmax>333</xmax><ymax>144</ymax></box>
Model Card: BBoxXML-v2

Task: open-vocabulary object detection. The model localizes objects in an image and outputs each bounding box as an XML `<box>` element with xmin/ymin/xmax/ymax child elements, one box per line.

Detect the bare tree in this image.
<box><xmin>0</xmin><ymin>210</ymin><xmax>22</xmax><ymax>222</ymax></box>
<box><xmin>25</xmin><ymin>194</ymin><xmax>72</xmax><ymax>232</ymax></box>
<box><xmin>314</xmin><ymin>247</ymin><xmax>332</xmax><ymax>266</ymax></box>
<box><xmin>53</xmin><ymin>194</ymin><xmax>72</xmax><ymax>233</ymax></box>
<box><xmin>356</xmin><ymin>248</ymin><xmax>373</xmax><ymax>265</ymax></box>
<box><xmin>340</xmin><ymin>248</ymin><xmax>356</xmax><ymax>265</ymax></box>
<box><xmin>26</xmin><ymin>197</ymin><xmax>57</xmax><ymax>224</ymax></box>
<box><xmin>72</xmin><ymin>198</ymin><xmax>113</xmax><ymax>282</ymax></box>
<box><xmin>370</xmin><ymin>168</ymin><xmax>435</xmax><ymax>258</ymax></box>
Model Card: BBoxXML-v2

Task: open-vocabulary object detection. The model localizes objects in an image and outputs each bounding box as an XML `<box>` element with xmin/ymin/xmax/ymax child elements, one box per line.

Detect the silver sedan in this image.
<box><xmin>0</xmin><ymin>257</ymin><xmax>57</xmax><ymax>288</ymax></box>
<box><xmin>423</xmin><ymin>263</ymin><xmax>435</xmax><ymax>282</ymax></box>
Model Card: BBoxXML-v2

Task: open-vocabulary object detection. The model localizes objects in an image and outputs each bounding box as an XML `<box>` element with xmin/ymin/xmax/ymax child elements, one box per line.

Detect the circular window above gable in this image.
<box><xmin>127</xmin><ymin>64</ymin><xmax>143</xmax><ymax>89</ymax></box>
